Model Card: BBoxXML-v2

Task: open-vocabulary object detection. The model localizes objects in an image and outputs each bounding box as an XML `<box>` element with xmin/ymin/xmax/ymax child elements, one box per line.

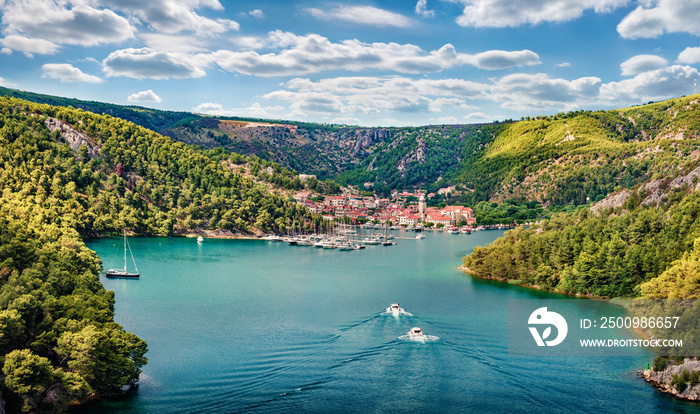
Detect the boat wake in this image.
<box><xmin>383</xmin><ymin>303</ymin><xmax>413</xmax><ymax>317</ymax></box>
<box><xmin>398</xmin><ymin>334</ymin><xmax>440</xmax><ymax>342</ymax></box>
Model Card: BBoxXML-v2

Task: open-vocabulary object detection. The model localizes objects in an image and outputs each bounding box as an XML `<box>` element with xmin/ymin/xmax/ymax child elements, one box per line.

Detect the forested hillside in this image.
<box><xmin>0</xmin><ymin>95</ymin><xmax>326</xmax><ymax>412</ymax></box>
<box><xmin>0</xmin><ymin>96</ymin><xmax>320</xmax><ymax>237</ymax></box>
<box><xmin>463</xmin><ymin>163</ymin><xmax>700</xmax><ymax>299</ymax></box>
<box><xmin>453</xmin><ymin>96</ymin><xmax>700</xmax><ymax>205</ymax></box>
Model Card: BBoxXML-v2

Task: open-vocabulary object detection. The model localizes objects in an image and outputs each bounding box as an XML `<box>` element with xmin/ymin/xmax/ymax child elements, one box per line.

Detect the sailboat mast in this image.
<box><xmin>123</xmin><ymin>230</ymin><xmax>127</xmax><ymax>271</ymax></box>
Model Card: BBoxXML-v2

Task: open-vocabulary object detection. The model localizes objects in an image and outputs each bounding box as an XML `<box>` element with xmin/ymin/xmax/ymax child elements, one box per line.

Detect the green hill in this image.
<box><xmin>0</xmin><ymin>95</ymin><xmax>324</xmax><ymax>412</ymax></box>
<box><xmin>451</xmin><ymin>96</ymin><xmax>700</xmax><ymax>205</ymax></box>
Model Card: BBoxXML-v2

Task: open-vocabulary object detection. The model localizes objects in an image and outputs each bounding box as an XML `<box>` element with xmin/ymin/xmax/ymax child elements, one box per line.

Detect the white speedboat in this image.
<box><xmin>385</xmin><ymin>303</ymin><xmax>411</xmax><ymax>316</ymax></box>
<box><xmin>409</xmin><ymin>327</ymin><xmax>424</xmax><ymax>337</ymax></box>
<box><xmin>337</xmin><ymin>242</ymin><xmax>353</xmax><ymax>251</ymax></box>
<box><xmin>197</xmin><ymin>236</ymin><xmax>204</xmax><ymax>243</ymax></box>
<box><xmin>387</xmin><ymin>303</ymin><xmax>403</xmax><ymax>315</ymax></box>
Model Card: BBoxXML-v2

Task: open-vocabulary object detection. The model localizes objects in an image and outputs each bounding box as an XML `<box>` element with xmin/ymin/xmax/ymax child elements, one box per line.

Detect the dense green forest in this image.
<box><xmin>5</xmin><ymin>87</ymin><xmax>699</xmax><ymax>208</ymax></box>
<box><xmin>0</xmin><ymin>95</ymin><xmax>330</xmax><ymax>412</ymax></box>
<box><xmin>0</xmin><ymin>96</ymin><xmax>322</xmax><ymax>237</ymax></box>
<box><xmin>334</xmin><ymin>123</ymin><xmax>508</xmax><ymax>196</ymax></box>
<box><xmin>453</xmin><ymin>97</ymin><xmax>700</xmax><ymax>205</ymax></box>
<box><xmin>463</xmin><ymin>165</ymin><xmax>700</xmax><ymax>298</ymax></box>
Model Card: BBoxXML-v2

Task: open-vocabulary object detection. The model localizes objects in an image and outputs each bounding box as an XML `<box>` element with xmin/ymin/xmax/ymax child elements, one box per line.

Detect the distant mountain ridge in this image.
<box><xmin>3</xmin><ymin>87</ymin><xmax>699</xmax><ymax>206</ymax></box>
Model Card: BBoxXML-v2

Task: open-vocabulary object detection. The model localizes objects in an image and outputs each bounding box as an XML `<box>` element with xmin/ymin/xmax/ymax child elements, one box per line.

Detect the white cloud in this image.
<box><xmin>468</xmin><ymin>49</ymin><xmax>541</xmax><ymax>70</ymax></box>
<box><xmin>617</xmin><ymin>0</ymin><xmax>700</xmax><ymax>39</ymax></box>
<box><xmin>434</xmin><ymin>116</ymin><xmax>459</xmax><ymax>123</ymax></box>
<box><xmin>100</xmin><ymin>0</ymin><xmax>239</xmax><ymax>36</ymax></box>
<box><xmin>306</xmin><ymin>5</ymin><xmax>413</xmax><ymax>28</ymax></box>
<box><xmin>230</xmin><ymin>36</ymin><xmax>268</xmax><ymax>50</ymax></box>
<box><xmin>254</xmin><ymin>65</ymin><xmax>700</xmax><ymax>120</ymax></box>
<box><xmin>249</xmin><ymin>9</ymin><xmax>264</xmax><ymax>18</ymax></box>
<box><xmin>102</xmin><ymin>48</ymin><xmax>207</xmax><ymax>79</ymax></box>
<box><xmin>620</xmin><ymin>54</ymin><xmax>668</xmax><ymax>76</ymax></box>
<box><xmin>556</xmin><ymin>62</ymin><xmax>571</xmax><ymax>67</ymax></box>
<box><xmin>0</xmin><ymin>76</ymin><xmax>17</xmax><ymax>87</ymax></box>
<box><xmin>455</xmin><ymin>0</ymin><xmax>628</xmax><ymax>28</ymax></box>
<box><xmin>331</xmin><ymin>117</ymin><xmax>361</xmax><ymax>125</ymax></box>
<box><xmin>415</xmin><ymin>0</ymin><xmax>435</xmax><ymax>18</ymax></box>
<box><xmin>210</xmin><ymin>31</ymin><xmax>540</xmax><ymax>77</ymax></box>
<box><xmin>600</xmin><ymin>65</ymin><xmax>699</xmax><ymax>102</ymax></box>
<box><xmin>140</xmin><ymin>34</ymin><xmax>209</xmax><ymax>53</ymax></box>
<box><xmin>41</xmin><ymin>63</ymin><xmax>102</xmax><ymax>83</ymax></box>
<box><xmin>0</xmin><ymin>35</ymin><xmax>59</xmax><ymax>57</ymax></box>
<box><xmin>263</xmin><ymin>76</ymin><xmax>488</xmax><ymax>118</ymax></box>
<box><xmin>1</xmin><ymin>1</ymin><xmax>134</xmax><ymax>47</ymax></box>
<box><xmin>192</xmin><ymin>102</ymin><xmax>233</xmax><ymax>116</ymax></box>
<box><xmin>127</xmin><ymin>90</ymin><xmax>162</xmax><ymax>103</ymax></box>
<box><xmin>464</xmin><ymin>112</ymin><xmax>487</xmax><ymax>119</ymax></box>
<box><xmin>236</xmin><ymin>102</ymin><xmax>285</xmax><ymax>118</ymax></box>
<box><xmin>488</xmin><ymin>72</ymin><xmax>602</xmax><ymax>111</ymax></box>
<box><xmin>678</xmin><ymin>47</ymin><xmax>700</xmax><ymax>64</ymax></box>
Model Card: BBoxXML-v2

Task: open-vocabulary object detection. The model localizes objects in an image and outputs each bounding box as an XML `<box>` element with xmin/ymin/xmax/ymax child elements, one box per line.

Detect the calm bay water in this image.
<box><xmin>81</xmin><ymin>230</ymin><xmax>700</xmax><ymax>414</ymax></box>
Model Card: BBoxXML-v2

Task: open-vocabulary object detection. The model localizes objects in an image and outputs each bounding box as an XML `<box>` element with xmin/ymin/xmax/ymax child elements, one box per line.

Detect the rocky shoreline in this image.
<box><xmin>642</xmin><ymin>359</ymin><xmax>700</xmax><ymax>401</ymax></box>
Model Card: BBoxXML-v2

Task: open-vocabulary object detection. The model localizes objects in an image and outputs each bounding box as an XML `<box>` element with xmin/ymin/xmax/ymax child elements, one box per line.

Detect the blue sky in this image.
<box><xmin>0</xmin><ymin>0</ymin><xmax>699</xmax><ymax>126</ymax></box>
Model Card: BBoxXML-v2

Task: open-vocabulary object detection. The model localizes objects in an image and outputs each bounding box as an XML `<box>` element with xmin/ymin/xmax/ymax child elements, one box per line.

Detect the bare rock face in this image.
<box><xmin>640</xmin><ymin>166</ymin><xmax>700</xmax><ymax>206</ymax></box>
<box><xmin>397</xmin><ymin>139</ymin><xmax>427</xmax><ymax>175</ymax></box>
<box><xmin>45</xmin><ymin>117</ymin><xmax>99</xmax><ymax>159</ymax></box>
<box><xmin>351</xmin><ymin>129</ymin><xmax>392</xmax><ymax>156</ymax></box>
<box><xmin>591</xmin><ymin>166</ymin><xmax>700</xmax><ymax>215</ymax></box>
<box><xmin>590</xmin><ymin>190</ymin><xmax>632</xmax><ymax>215</ymax></box>
<box><xmin>644</xmin><ymin>359</ymin><xmax>700</xmax><ymax>401</ymax></box>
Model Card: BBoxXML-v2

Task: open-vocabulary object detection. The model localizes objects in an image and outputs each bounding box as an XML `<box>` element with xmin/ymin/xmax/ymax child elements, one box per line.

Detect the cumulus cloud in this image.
<box><xmin>102</xmin><ymin>48</ymin><xmax>207</xmax><ymax>79</ymax></box>
<box><xmin>236</xmin><ymin>102</ymin><xmax>285</xmax><ymax>118</ymax></box>
<box><xmin>488</xmin><ymin>73</ymin><xmax>602</xmax><ymax>111</ymax></box>
<box><xmin>263</xmin><ymin>76</ymin><xmax>488</xmax><ymax>117</ymax></box>
<box><xmin>0</xmin><ymin>35</ymin><xmax>59</xmax><ymax>57</ymax></box>
<box><xmin>678</xmin><ymin>47</ymin><xmax>700</xmax><ymax>64</ymax></box>
<box><xmin>249</xmin><ymin>9</ymin><xmax>264</xmax><ymax>18</ymax></box>
<box><xmin>100</xmin><ymin>0</ymin><xmax>239</xmax><ymax>36</ymax></box>
<box><xmin>556</xmin><ymin>62</ymin><xmax>571</xmax><ymax>67</ymax></box>
<box><xmin>0</xmin><ymin>76</ymin><xmax>17</xmax><ymax>87</ymax></box>
<box><xmin>454</xmin><ymin>0</ymin><xmax>628</xmax><ymax>28</ymax></box>
<box><xmin>415</xmin><ymin>0</ymin><xmax>435</xmax><ymax>18</ymax></box>
<box><xmin>306</xmin><ymin>5</ymin><xmax>413</xmax><ymax>27</ymax></box>
<box><xmin>468</xmin><ymin>49</ymin><xmax>541</xmax><ymax>70</ymax></box>
<box><xmin>620</xmin><ymin>55</ymin><xmax>668</xmax><ymax>76</ymax></box>
<box><xmin>1</xmin><ymin>1</ymin><xmax>134</xmax><ymax>49</ymax></box>
<box><xmin>140</xmin><ymin>34</ymin><xmax>209</xmax><ymax>53</ymax></box>
<box><xmin>41</xmin><ymin>63</ymin><xmax>102</xmax><ymax>83</ymax></box>
<box><xmin>210</xmin><ymin>31</ymin><xmax>540</xmax><ymax>77</ymax></box>
<box><xmin>192</xmin><ymin>102</ymin><xmax>233</xmax><ymax>115</ymax></box>
<box><xmin>617</xmin><ymin>0</ymin><xmax>700</xmax><ymax>39</ymax></box>
<box><xmin>127</xmin><ymin>90</ymin><xmax>162</xmax><ymax>103</ymax></box>
<box><xmin>600</xmin><ymin>65</ymin><xmax>699</xmax><ymax>102</ymax></box>
<box><xmin>257</xmin><ymin>64</ymin><xmax>700</xmax><ymax>120</ymax></box>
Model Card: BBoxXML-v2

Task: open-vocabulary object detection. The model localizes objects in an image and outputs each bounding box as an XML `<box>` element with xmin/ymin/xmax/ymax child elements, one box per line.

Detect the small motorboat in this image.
<box><xmin>197</xmin><ymin>236</ymin><xmax>204</xmax><ymax>243</ymax></box>
<box><xmin>386</xmin><ymin>303</ymin><xmax>411</xmax><ymax>316</ymax></box>
<box><xmin>399</xmin><ymin>326</ymin><xmax>438</xmax><ymax>341</ymax></box>
<box><xmin>408</xmin><ymin>327</ymin><xmax>424</xmax><ymax>337</ymax></box>
<box><xmin>387</xmin><ymin>303</ymin><xmax>402</xmax><ymax>314</ymax></box>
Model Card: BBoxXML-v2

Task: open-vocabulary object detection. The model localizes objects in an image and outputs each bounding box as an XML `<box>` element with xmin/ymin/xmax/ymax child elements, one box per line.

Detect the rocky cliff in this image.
<box><xmin>643</xmin><ymin>359</ymin><xmax>700</xmax><ymax>401</ymax></box>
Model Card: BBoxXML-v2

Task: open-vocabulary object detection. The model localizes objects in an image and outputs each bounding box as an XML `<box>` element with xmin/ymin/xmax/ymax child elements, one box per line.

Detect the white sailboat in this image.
<box><xmin>106</xmin><ymin>230</ymin><xmax>139</xmax><ymax>278</ymax></box>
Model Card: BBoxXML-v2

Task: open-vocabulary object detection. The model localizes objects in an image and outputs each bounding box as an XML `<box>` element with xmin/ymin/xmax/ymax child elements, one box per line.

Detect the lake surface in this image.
<box><xmin>81</xmin><ymin>230</ymin><xmax>700</xmax><ymax>414</ymax></box>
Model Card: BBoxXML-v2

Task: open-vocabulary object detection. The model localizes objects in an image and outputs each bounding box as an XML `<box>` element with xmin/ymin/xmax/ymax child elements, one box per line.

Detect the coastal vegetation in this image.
<box><xmin>0</xmin><ymin>95</ymin><xmax>323</xmax><ymax>412</ymax></box>
<box><xmin>463</xmin><ymin>162</ymin><xmax>700</xmax><ymax>298</ymax></box>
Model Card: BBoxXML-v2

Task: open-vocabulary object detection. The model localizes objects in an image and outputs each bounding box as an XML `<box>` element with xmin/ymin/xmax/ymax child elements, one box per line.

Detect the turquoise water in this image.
<box><xmin>81</xmin><ymin>230</ymin><xmax>700</xmax><ymax>413</ymax></box>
